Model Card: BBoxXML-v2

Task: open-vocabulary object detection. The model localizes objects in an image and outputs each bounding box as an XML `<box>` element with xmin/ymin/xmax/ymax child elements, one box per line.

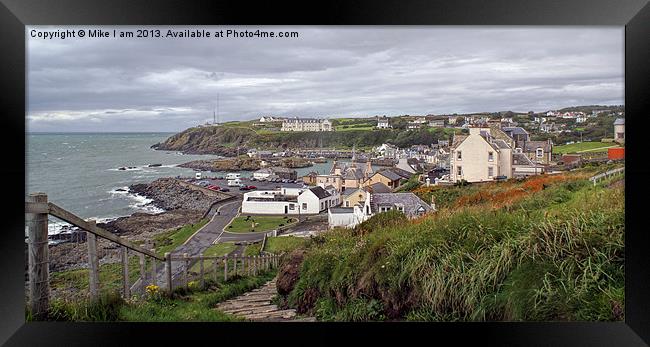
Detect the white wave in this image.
<box><xmin>109</xmin><ymin>186</ymin><xmax>165</xmax><ymax>214</ymax></box>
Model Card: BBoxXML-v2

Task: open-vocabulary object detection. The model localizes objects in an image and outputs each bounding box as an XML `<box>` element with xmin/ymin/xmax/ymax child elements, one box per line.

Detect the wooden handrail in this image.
<box><xmin>46</xmin><ymin>202</ymin><xmax>165</xmax><ymax>260</ymax></box>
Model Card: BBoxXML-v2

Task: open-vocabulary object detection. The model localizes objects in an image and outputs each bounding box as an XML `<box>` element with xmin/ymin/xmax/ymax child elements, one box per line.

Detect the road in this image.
<box><xmin>143</xmin><ymin>178</ymin><xmax>306</xmax><ymax>290</ymax></box>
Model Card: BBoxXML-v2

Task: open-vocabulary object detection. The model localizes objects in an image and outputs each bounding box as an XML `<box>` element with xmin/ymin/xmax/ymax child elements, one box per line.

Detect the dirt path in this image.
<box><xmin>215</xmin><ymin>278</ymin><xmax>315</xmax><ymax>321</ymax></box>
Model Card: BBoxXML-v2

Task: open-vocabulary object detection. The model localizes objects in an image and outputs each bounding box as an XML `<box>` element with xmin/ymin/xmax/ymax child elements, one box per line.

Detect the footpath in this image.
<box><xmin>215</xmin><ymin>278</ymin><xmax>316</xmax><ymax>322</ymax></box>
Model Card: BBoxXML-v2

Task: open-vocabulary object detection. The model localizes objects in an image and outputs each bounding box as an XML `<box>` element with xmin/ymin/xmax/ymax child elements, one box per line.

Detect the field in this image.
<box><xmin>553</xmin><ymin>141</ymin><xmax>617</xmax><ymax>154</ymax></box>
<box><xmin>277</xmin><ymin>164</ymin><xmax>625</xmax><ymax>321</ymax></box>
<box><xmin>225</xmin><ymin>215</ymin><xmax>297</xmax><ymax>233</ymax></box>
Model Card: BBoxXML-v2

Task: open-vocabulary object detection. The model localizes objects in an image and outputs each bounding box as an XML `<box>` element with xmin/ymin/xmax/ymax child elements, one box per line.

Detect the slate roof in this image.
<box><xmin>389</xmin><ymin>167</ymin><xmax>414</xmax><ymax>179</ymax></box>
<box><xmin>502</xmin><ymin>127</ymin><xmax>529</xmax><ymax>136</ymax></box>
<box><xmin>512</xmin><ymin>153</ymin><xmax>535</xmax><ymax>166</ymax></box>
<box><xmin>369</xmin><ymin>193</ymin><xmax>433</xmax><ymax>217</ymax></box>
<box><xmin>363</xmin><ymin>182</ymin><xmax>392</xmax><ymax>193</ymax></box>
<box><xmin>375</xmin><ymin>169</ymin><xmax>402</xmax><ymax>182</ymax></box>
<box><xmin>491</xmin><ymin>139</ymin><xmax>511</xmax><ymax>149</ymax></box>
<box><xmin>309</xmin><ymin>186</ymin><xmax>331</xmax><ymax>199</ymax></box>
<box><xmin>451</xmin><ymin>135</ymin><xmax>468</xmax><ymax>149</ymax></box>
<box><xmin>523</xmin><ymin>140</ymin><xmax>552</xmax><ymax>153</ymax></box>
<box><xmin>614</xmin><ymin>118</ymin><xmax>625</xmax><ymax>125</ymax></box>
<box><xmin>329</xmin><ymin>207</ymin><xmax>354</xmax><ymax>214</ymax></box>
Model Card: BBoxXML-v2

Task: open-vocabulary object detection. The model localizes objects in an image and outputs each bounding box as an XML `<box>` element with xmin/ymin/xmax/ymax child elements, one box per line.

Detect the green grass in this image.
<box><xmin>154</xmin><ymin>219</ymin><xmax>208</xmax><ymax>254</ymax></box>
<box><xmin>263</xmin><ymin>236</ymin><xmax>307</xmax><ymax>254</ymax></box>
<box><xmin>36</xmin><ymin>270</ymin><xmax>277</xmax><ymax>321</ymax></box>
<box><xmin>50</xmin><ymin>257</ymin><xmax>144</xmax><ymax>299</ymax></box>
<box><xmin>280</xmin><ymin>168</ymin><xmax>625</xmax><ymax>322</ymax></box>
<box><xmin>188</xmin><ymin>242</ymin><xmax>239</xmax><ymax>273</ymax></box>
<box><xmin>119</xmin><ymin>271</ymin><xmax>276</xmax><ymax>321</ymax></box>
<box><xmin>244</xmin><ymin>243</ymin><xmax>262</xmax><ymax>256</ymax></box>
<box><xmin>553</xmin><ymin>141</ymin><xmax>616</xmax><ymax>154</ymax></box>
<box><xmin>225</xmin><ymin>216</ymin><xmax>297</xmax><ymax>233</ymax></box>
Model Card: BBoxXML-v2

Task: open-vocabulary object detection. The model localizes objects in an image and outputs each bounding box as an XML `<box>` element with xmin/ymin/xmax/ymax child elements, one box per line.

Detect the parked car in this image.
<box><xmin>217</xmin><ymin>176</ymin><xmax>224</xmax><ymax>180</ymax></box>
<box><xmin>282</xmin><ymin>179</ymin><xmax>288</xmax><ymax>183</ymax></box>
<box><xmin>247</xmin><ymin>185</ymin><xmax>257</xmax><ymax>190</ymax></box>
<box><xmin>239</xmin><ymin>186</ymin><xmax>250</xmax><ymax>191</ymax></box>
<box><xmin>250</xmin><ymin>177</ymin><xmax>257</xmax><ymax>181</ymax></box>
<box><xmin>220</xmin><ymin>188</ymin><xmax>230</xmax><ymax>192</ymax></box>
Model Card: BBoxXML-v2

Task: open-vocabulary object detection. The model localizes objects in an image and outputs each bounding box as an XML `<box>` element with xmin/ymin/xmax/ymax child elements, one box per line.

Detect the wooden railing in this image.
<box><xmin>25</xmin><ymin>192</ymin><xmax>282</xmax><ymax>320</ymax></box>
<box><xmin>589</xmin><ymin>167</ymin><xmax>625</xmax><ymax>186</ymax></box>
<box><xmin>165</xmin><ymin>252</ymin><xmax>281</xmax><ymax>293</ymax></box>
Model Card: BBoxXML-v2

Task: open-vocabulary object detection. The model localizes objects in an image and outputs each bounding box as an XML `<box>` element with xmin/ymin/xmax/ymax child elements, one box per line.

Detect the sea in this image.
<box><xmin>26</xmin><ymin>133</ymin><xmax>337</xmax><ymax>236</ymax></box>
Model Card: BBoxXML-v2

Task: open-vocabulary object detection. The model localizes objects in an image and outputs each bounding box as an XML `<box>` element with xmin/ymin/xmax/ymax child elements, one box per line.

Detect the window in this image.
<box><xmin>321</xmin><ymin>202</ymin><xmax>324</xmax><ymax>210</ymax></box>
<box><xmin>617</xmin><ymin>132</ymin><xmax>624</xmax><ymax>139</ymax></box>
<box><xmin>302</xmin><ymin>203</ymin><xmax>307</xmax><ymax>210</ymax></box>
<box><xmin>457</xmin><ymin>166</ymin><xmax>462</xmax><ymax>176</ymax></box>
<box><xmin>536</xmin><ymin>148</ymin><xmax>544</xmax><ymax>158</ymax></box>
<box><xmin>397</xmin><ymin>206</ymin><xmax>404</xmax><ymax>212</ymax></box>
<box><xmin>345</xmin><ymin>201</ymin><xmax>349</xmax><ymax>207</ymax></box>
<box><xmin>457</xmin><ymin>151</ymin><xmax>462</xmax><ymax>160</ymax></box>
<box><xmin>488</xmin><ymin>151</ymin><xmax>494</xmax><ymax>162</ymax></box>
<box><xmin>488</xmin><ymin>166</ymin><xmax>494</xmax><ymax>177</ymax></box>
<box><xmin>289</xmin><ymin>204</ymin><xmax>295</xmax><ymax>210</ymax></box>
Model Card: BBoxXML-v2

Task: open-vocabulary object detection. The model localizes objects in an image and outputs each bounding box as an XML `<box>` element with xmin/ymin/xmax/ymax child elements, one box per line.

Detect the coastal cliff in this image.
<box><xmin>151</xmin><ymin>126</ymin><xmax>254</xmax><ymax>155</ymax></box>
<box><xmin>152</xmin><ymin>124</ymin><xmax>453</xmax><ymax>155</ymax></box>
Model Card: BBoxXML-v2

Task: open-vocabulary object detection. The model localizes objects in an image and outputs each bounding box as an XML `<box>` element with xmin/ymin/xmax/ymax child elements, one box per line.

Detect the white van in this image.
<box><xmin>225</xmin><ymin>173</ymin><xmax>241</xmax><ymax>180</ymax></box>
<box><xmin>227</xmin><ymin>178</ymin><xmax>242</xmax><ymax>187</ymax></box>
<box><xmin>195</xmin><ymin>172</ymin><xmax>202</xmax><ymax>180</ymax></box>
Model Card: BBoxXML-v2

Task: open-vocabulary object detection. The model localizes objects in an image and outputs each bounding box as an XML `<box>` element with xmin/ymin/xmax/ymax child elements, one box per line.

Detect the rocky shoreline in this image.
<box><xmin>178</xmin><ymin>156</ymin><xmax>313</xmax><ymax>172</ymax></box>
<box><xmin>47</xmin><ymin>177</ymin><xmax>218</xmax><ymax>273</ymax></box>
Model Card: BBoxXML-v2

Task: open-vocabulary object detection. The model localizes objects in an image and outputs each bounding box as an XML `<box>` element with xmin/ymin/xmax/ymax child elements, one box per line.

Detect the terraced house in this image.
<box><xmin>450</xmin><ymin>126</ymin><xmax>545</xmax><ymax>183</ymax></box>
<box><xmin>281</xmin><ymin>117</ymin><xmax>333</xmax><ymax>132</ymax></box>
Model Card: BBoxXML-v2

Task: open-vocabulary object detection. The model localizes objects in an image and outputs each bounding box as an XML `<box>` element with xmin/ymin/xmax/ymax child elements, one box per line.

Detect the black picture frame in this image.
<box><xmin>1</xmin><ymin>0</ymin><xmax>648</xmax><ymax>345</ymax></box>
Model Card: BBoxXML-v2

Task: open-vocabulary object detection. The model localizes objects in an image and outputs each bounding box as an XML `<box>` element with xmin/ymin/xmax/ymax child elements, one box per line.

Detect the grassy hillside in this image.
<box><xmin>152</xmin><ymin>123</ymin><xmax>461</xmax><ymax>155</ymax></box>
<box><xmin>277</xmin><ymin>164</ymin><xmax>624</xmax><ymax>321</ymax></box>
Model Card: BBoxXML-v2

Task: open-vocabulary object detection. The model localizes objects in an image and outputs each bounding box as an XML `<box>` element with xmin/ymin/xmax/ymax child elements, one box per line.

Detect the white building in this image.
<box><xmin>242</xmin><ymin>186</ymin><xmax>340</xmax><ymax>215</ymax></box>
<box><xmin>281</xmin><ymin>118</ymin><xmax>333</xmax><ymax>132</ymax></box>
<box><xmin>614</xmin><ymin>118</ymin><xmax>625</xmax><ymax>144</ymax></box>
<box><xmin>377</xmin><ymin>116</ymin><xmax>392</xmax><ymax>129</ymax></box>
<box><xmin>328</xmin><ymin>192</ymin><xmax>433</xmax><ymax>229</ymax></box>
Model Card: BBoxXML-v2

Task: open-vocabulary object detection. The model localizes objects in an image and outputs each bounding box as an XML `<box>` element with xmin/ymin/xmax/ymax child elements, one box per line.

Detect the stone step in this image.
<box><xmin>222</xmin><ymin>305</ymin><xmax>280</xmax><ymax>315</ymax></box>
<box><xmin>243</xmin><ymin>310</ymin><xmax>297</xmax><ymax>320</ymax></box>
<box><xmin>218</xmin><ymin>301</ymin><xmax>277</xmax><ymax>311</ymax></box>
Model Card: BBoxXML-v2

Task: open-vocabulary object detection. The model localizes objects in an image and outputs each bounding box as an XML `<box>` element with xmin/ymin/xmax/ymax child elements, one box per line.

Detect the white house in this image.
<box><xmin>328</xmin><ymin>191</ymin><xmax>433</xmax><ymax>229</ymax></box>
<box><xmin>281</xmin><ymin>118</ymin><xmax>333</xmax><ymax>132</ymax></box>
<box><xmin>242</xmin><ymin>186</ymin><xmax>340</xmax><ymax>215</ymax></box>
<box><xmin>377</xmin><ymin>116</ymin><xmax>392</xmax><ymax>129</ymax></box>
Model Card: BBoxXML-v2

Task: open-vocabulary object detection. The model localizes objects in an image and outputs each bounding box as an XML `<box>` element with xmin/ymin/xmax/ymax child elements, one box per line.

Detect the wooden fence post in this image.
<box><xmin>151</xmin><ymin>249</ymin><xmax>157</xmax><ymax>286</ymax></box>
<box><xmin>164</xmin><ymin>252</ymin><xmax>172</xmax><ymax>294</ymax></box>
<box><xmin>86</xmin><ymin>230</ymin><xmax>99</xmax><ymax>301</ymax></box>
<box><xmin>26</xmin><ymin>193</ymin><xmax>50</xmax><ymax>319</ymax></box>
<box><xmin>214</xmin><ymin>258</ymin><xmax>218</xmax><ymax>281</ymax></box>
<box><xmin>121</xmin><ymin>246</ymin><xmax>130</xmax><ymax>299</ymax></box>
<box><xmin>183</xmin><ymin>253</ymin><xmax>189</xmax><ymax>291</ymax></box>
<box><xmin>224</xmin><ymin>256</ymin><xmax>228</xmax><ymax>281</ymax></box>
<box><xmin>139</xmin><ymin>252</ymin><xmax>145</xmax><ymax>290</ymax></box>
<box><xmin>247</xmin><ymin>256</ymin><xmax>250</xmax><ymax>276</ymax></box>
<box><xmin>199</xmin><ymin>253</ymin><xmax>205</xmax><ymax>288</ymax></box>
<box><xmin>233</xmin><ymin>254</ymin><xmax>237</xmax><ymax>276</ymax></box>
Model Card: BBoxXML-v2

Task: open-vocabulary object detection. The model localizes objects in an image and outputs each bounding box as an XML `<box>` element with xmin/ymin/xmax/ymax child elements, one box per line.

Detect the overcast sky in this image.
<box><xmin>27</xmin><ymin>26</ymin><xmax>624</xmax><ymax>132</ymax></box>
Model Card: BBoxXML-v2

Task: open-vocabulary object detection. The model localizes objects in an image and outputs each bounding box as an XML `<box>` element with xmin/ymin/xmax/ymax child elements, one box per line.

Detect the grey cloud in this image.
<box><xmin>27</xmin><ymin>26</ymin><xmax>623</xmax><ymax>132</ymax></box>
